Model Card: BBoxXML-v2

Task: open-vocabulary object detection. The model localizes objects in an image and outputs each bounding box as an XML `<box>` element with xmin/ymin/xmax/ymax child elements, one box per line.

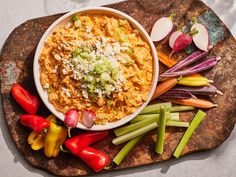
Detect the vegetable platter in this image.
<box><xmin>0</xmin><ymin>0</ymin><xmax>235</xmax><ymax>176</ymax></box>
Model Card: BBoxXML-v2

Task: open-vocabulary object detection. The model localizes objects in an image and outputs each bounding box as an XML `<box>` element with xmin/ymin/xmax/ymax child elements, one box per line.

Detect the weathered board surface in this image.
<box><xmin>0</xmin><ymin>0</ymin><xmax>236</xmax><ymax>176</ymax></box>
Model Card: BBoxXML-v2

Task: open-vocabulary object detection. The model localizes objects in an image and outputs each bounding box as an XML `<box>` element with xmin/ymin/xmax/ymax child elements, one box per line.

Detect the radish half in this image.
<box><xmin>169</xmin><ymin>31</ymin><xmax>183</xmax><ymax>48</ymax></box>
<box><xmin>191</xmin><ymin>23</ymin><xmax>209</xmax><ymax>51</ymax></box>
<box><xmin>150</xmin><ymin>17</ymin><xmax>174</xmax><ymax>42</ymax></box>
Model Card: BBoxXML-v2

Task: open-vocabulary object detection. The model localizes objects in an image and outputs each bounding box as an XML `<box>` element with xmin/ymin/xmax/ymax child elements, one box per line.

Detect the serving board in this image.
<box><xmin>0</xmin><ymin>0</ymin><xmax>236</xmax><ymax>176</ymax></box>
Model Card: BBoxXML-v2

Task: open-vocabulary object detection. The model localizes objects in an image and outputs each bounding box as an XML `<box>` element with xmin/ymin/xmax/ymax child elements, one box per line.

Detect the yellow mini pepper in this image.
<box><xmin>27</xmin><ymin>114</ymin><xmax>68</xmax><ymax>158</ymax></box>
<box><xmin>44</xmin><ymin>115</ymin><xmax>68</xmax><ymax>157</ymax></box>
<box><xmin>28</xmin><ymin>131</ymin><xmax>44</xmax><ymax>150</ymax></box>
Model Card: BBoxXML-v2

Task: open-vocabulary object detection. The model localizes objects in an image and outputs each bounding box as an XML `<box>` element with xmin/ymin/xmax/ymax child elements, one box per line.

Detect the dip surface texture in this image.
<box><xmin>39</xmin><ymin>14</ymin><xmax>153</xmax><ymax>124</ymax></box>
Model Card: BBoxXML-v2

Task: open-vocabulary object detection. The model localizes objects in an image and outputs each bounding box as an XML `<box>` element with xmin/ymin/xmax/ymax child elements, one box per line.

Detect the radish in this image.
<box><xmin>191</xmin><ymin>23</ymin><xmax>209</xmax><ymax>51</ymax></box>
<box><xmin>169</xmin><ymin>31</ymin><xmax>182</xmax><ymax>48</ymax></box>
<box><xmin>150</xmin><ymin>13</ymin><xmax>176</xmax><ymax>42</ymax></box>
<box><xmin>82</xmin><ymin>110</ymin><xmax>96</xmax><ymax>128</ymax></box>
<box><xmin>169</xmin><ymin>29</ymin><xmax>198</xmax><ymax>57</ymax></box>
<box><xmin>64</xmin><ymin>109</ymin><xmax>79</xmax><ymax>128</ymax></box>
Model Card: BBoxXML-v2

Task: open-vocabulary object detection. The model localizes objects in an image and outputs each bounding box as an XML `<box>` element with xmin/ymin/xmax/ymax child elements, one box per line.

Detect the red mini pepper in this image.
<box><xmin>77</xmin><ymin>146</ymin><xmax>110</xmax><ymax>172</ymax></box>
<box><xmin>64</xmin><ymin>130</ymin><xmax>108</xmax><ymax>155</ymax></box>
<box><xmin>20</xmin><ymin>115</ymin><xmax>50</xmax><ymax>134</ymax></box>
<box><xmin>11</xmin><ymin>84</ymin><xmax>40</xmax><ymax>114</ymax></box>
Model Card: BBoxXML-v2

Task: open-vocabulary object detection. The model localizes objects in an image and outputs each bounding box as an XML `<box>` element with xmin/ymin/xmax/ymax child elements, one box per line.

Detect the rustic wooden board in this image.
<box><xmin>0</xmin><ymin>0</ymin><xmax>236</xmax><ymax>176</ymax></box>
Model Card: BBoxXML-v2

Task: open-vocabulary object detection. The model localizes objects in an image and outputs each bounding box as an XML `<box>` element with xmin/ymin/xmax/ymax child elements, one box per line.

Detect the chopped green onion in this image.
<box><xmin>155</xmin><ymin>107</ymin><xmax>166</xmax><ymax>154</ymax></box>
<box><xmin>169</xmin><ymin>106</ymin><xmax>195</xmax><ymax>112</ymax></box>
<box><xmin>173</xmin><ymin>110</ymin><xmax>206</xmax><ymax>158</ymax></box>
<box><xmin>112</xmin><ymin>122</ymin><xmax>158</xmax><ymax>145</ymax></box>
<box><xmin>126</xmin><ymin>48</ymin><xmax>134</xmax><ymax>55</ymax></box>
<box><xmin>113</xmin><ymin>135</ymin><xmax>143</xmax><ymax>165</ymax></box>
<box><xmin>72</xmin><ymin>48</ymin><xmax>81</xmax><ymax>58</ymax></box>
<box><xmin>140</xmin><ymin>102</ymin><xmax>172</xmax><ymax>114</ymax></box>
<box><xmin>71</xmin><ymin>15</ymin><xmax>79</xmax><ymax>22</ymax></box>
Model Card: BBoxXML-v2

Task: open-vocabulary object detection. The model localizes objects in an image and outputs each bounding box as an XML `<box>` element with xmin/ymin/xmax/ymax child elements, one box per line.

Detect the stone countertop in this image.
<box><xmin>0</xmin><ymin>0</ymin><xmax>235</xmax><ymax>176</ymax></box>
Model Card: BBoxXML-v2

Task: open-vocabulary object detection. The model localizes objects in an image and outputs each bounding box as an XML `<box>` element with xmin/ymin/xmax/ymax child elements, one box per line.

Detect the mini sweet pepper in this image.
<box><xmin>11</xmin><ymin>83</ymin><xmax>40</xmax><ymax>114</ymax></box>
<box><xmin>44</xmin><ymin>115</ymin><xmax>68</xmax><ymax>157</ymax></box>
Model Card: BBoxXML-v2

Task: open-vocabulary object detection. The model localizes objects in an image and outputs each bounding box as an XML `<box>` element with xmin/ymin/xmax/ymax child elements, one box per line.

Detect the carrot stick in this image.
<box><xmin>188</xmin><ymin>73</ymin><xmax>203</xmax><ymax>77</ymax></box>
<box><xmin>166</xmin><ymin>98</ymin><xmax>217</xmax><ymax>108</ymax></box>
<box><xmin>157</xmin><ymin>50</ymin><xmax>177</xmax><ymax>68</ymax></box>
<box><xmin>152</xmin><ymin>78</ymin><xmax>177</xmax><ymax>100</ymax></box>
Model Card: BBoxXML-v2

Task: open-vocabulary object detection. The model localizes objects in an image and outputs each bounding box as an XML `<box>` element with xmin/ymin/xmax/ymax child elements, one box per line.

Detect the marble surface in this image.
<box><xmin>0</xmin><ymin>0</ymin><xmax>235</xmax><ymax>176</ymax></box>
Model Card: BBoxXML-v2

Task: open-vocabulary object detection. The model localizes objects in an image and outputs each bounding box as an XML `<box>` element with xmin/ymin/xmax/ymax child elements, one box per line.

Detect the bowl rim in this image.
<box><xmin>33</xmin><ymin>6</ymin><xmax>159</xmax><ymax>131</ymax></box>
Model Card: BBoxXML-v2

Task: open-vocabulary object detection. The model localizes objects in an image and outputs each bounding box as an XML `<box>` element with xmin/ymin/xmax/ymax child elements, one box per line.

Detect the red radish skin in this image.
<box><xmin>169</xmin><ymin>31</ymin><xmax>182</xmax><ymax>48</ymax></box>
<box><xmin>169</xmin><ymin>33</ymin><xmax>192</xmax><ymax>57</ymax></box>
<box><xmin>64</xmin><ymin>109</ymin><xmax>79</xmax><ymax>128</ymax></box>
<box><xmin>150</xmin><ymin>16</ymin><xmax>174</xmax><ymax>42</ymax></box>
<box><xmin>191</xmin><ymin>23</ymin><xmax>209</xmax><ymax>51</ymax></box>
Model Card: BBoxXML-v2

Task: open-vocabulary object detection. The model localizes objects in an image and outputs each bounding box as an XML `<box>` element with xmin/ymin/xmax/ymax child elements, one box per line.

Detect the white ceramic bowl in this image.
<box><xmin>34</xmin><ymin>7</ymin><xmax>159</xmax><ymax>130</ymax></box>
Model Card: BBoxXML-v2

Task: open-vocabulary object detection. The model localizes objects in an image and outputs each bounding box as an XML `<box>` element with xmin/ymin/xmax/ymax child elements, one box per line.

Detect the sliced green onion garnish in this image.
<box><xmin>155</xmin><ymin>107</ymin><xmax>166</xmax><ymax>154</ymax></box>
<box><xmin>173</xmin><ymin>110</ymin><xmax>206</xmax><ymax>158</ymax></box>
<box><xmin>140</xmin><ymin>102</ymin><xmax>172</xmax><ymax>114</ymax></box>
<box><xmin>71</xmin><ymin>15</ymin><xmax>79</xmax><ymax>22</ymax></box>
<box><xmin>113</xmin><ymin>135</ymin><xmax>143</xmax><ymax>166</ymax></box>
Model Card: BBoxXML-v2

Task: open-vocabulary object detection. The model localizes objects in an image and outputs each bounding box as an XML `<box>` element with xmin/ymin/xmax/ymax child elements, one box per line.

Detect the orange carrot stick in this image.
<box><xmin>166</xmin><ymin>98</ymin><xmax>217</xmax><ymax>108</ymax></box>
<box><xmin>152</xmin><ymin>78</ymin><xmax>177</xmax><ymax>100</ymax></box>
<box><xmin>157</xmin><ymin>50</ymin><xmax>177</xmax><ymax>68</ymax></box>
<box><xmin>188</xmin><ymin>73</ymin><xmax>203</xmax><ymax>77</ymax></box>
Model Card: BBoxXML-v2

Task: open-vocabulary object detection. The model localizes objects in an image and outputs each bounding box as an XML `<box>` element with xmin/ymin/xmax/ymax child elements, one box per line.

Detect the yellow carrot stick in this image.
<box><xmin>177</xmin><ymin>76</ymin><xmax>213</xmax><ymax>86</ymax></box>
<box><xmin>157</xmin><ymin>50</ymin><xmax>177</xmax><ymax>68</ymax></box>
<box><xmin>166</xmin><ymin>98</ymin><xmax>217</xmax><ymax>108</ymax></box>
<box><xmin>152</xmin><ymin>78</ymin><xmax>177</xmax><ymax>100</ymax></box>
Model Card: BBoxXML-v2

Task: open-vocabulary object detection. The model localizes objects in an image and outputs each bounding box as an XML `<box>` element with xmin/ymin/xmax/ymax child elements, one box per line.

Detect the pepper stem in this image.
<box><xmin>192</xmin><ymin>17</ymin><xmax>198</xmax><ymax>24</ymax></box>
<box><xmin>60</xmin><ymin>145</ymin><xmax>70</xmax><ymax>153</ymax></box>
<box><xmin>169</xmin><ymin>13</ymin><xmax>176</xmax><ymax>20</ymax></box>
<box><xmin>41</xmin><ymin>128</ymin><xmax>48</xmax><ymax>135</ymax></box>
<box><xmin>104</xmin><ymin>162</ymin><xmax>115</xmax><ymax>170</ymax></box>
<box><xmin>68</xmin><ymin>128</ymin><xmax>71</xmax><ymax>138</ymax></box>
<box><xmin>189</xmin><ymin>28</ymin><xmax>198</xmax><ymax>36</ymax></box>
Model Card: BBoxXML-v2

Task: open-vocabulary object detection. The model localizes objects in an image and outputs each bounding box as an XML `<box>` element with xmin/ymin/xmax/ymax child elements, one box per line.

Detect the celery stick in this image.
<box><xmin>155</xmin><ymin>107</ymin><xmax>166</xmax><ymax>154</ymax></box>
<box><xmin>131</xmin><ymin>114</ymin><xmax>160</xmax><ymax>123</ymax></box>
<box><xmin>115</xmin><ymin>119</ymin><xmax>189</xmax><ymax>137</ymax></box>
<box><xmin>113</xmin><ymin>135</ymin><xmax>143</xmax><ymax>165</ymax></box>
<box><xmin>166</xmin><ymin>120</ymin><xmax>189</xmax><ymax>127</ymax></box>
<box><xmin>112</xmin><ymin>122</ymin><xmax>158</xmax><ymax>145</ymax></box>
<box><xmin>114</xmin><ymin>118</ymin><xmax>155</xmax><ymax>137</ymax></box>
<box><xmin>131</xmin><ymin>112</ymin><xmax>179</xmax><ymax>123</ymax></box>
<box><xmin>169</xmin><ymin>106</ymin><xmax>195</xmax><ymax>112</ymax></box>
<box><xmin>140</xmin><ymin>102</ymin><xmax>172</xmax><ymax>114</ymax></box>
<box><xmin>170</xmin><ymin>112</ymin><xmax>180</xmax><ymax>121</ymax></box>
<box><xmin>173</xmin><ymin>110</ymin><xmax>206</xmax><ymax>158</ymax></box>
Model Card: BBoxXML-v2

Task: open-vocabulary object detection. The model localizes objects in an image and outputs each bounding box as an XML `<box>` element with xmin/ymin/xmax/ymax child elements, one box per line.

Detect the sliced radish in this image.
<box><xmin>169</xmin><ymin>31</ymin><xmax>183</xmax><ymax>48</ymax></box>
<box><xmin>191</xmin><ymin>23</ymin><xmax>209</xmax><ymax>51</ymax></box>
<box><xmin>150</xmin><ymin>15</ymin><xmax>174</xmax><ymax>42</ymax></box>
<box><xmin>82</xmin><ymin>110</ymin><xmax>96</xmax><ymax>128</ymax></box>
<box><xmin>64</xmin><ymin>109</ymin><xmax>79</xmax><ymax>128</ymax></box>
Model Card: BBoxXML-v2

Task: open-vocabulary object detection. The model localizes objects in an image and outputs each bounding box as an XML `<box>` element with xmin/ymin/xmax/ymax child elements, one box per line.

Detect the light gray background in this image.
<box><xmin>0</xmin><ymin>0</ymin><xmax>235</xmax><ymax>176</ymax></box>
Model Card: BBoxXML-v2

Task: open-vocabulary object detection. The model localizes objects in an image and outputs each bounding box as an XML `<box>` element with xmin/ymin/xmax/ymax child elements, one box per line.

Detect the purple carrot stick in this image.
<box><xmin>171</xmin><ymin>85</ymin><xmax>223</xmax><ymax>95</ymax></box>
<box><xmin>161</xmin><ymin>57</ymin><xmax>220</xmax><ymax>78</ymax></box>
<box><xmin>159</xmin><ymin>89</ymin><xmax>193</xmax><ymax>99</ymax></box>
<box><xmin>159</xmin><ymin>50</ymin><xmax>208</xmax><ymax>80</ymax></box>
